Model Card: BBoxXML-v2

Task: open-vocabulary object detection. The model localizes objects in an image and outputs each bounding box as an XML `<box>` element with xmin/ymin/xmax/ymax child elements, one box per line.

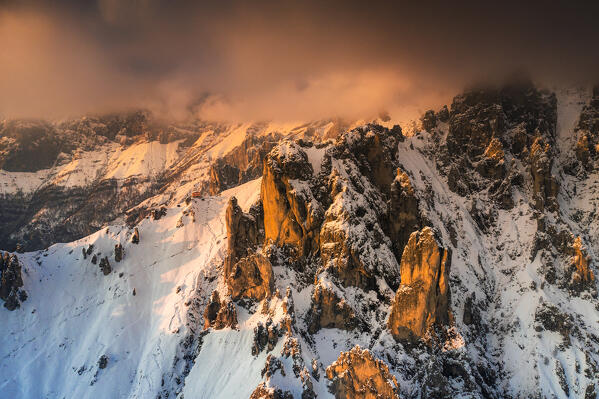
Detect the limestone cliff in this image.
<box><xmin>223</xmin><ymin>197</ymin><xmax>272</xmax><ymax>301</ymax></box>
<box><xmin>388</xmin><ymin>227</ymin><xmax>451</xmax><ymax>340</ymax></box>
<box><xmin>261</xmin><ymin>141</ymin><xmax>323</xmax><ymax>259</ymax></box>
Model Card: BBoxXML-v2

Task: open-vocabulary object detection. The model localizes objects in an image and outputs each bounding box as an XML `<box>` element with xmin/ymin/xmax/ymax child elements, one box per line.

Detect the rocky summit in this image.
<box><xmin>1</xmin><ymin>82</ymin><xmax>599</xmax><ymax>399</ymax></box>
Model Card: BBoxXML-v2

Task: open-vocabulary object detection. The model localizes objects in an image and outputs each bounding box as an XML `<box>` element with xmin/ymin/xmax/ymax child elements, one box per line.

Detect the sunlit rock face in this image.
<box><xmin>569</xmin><ymin>237</ymin><xmax>595</xmax><ymax>292</ymax></box>
<box><xmin>326</xmin><ymin>346</ymin><xmax>400</xmax><ymax>399</ymax></box>
<box><xmin>261</xmin><ymin>140</ymin><xmax>323</xmax><ymax>259</ymax></box>
<box><xmin>7</xmin><ymin>82</ymin><xmax>599</xmax><ymax>399</ymax></box>
<box><xmin>388</xmin><ymin>227</ymin><xmax>451</xmax><ymax>341</ymax></box>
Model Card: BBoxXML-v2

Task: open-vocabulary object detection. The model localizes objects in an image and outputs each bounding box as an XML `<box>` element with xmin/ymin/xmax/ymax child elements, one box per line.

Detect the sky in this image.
<box><xmin>1</xmin><ymin>0</ymin><xmax>599</xmax><ymax>122</ymax></box>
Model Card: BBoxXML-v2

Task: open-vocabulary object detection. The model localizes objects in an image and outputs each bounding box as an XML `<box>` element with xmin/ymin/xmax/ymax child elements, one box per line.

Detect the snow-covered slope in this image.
<box><xmin>1</xmin><ymin>83</ymin><xmax>599</xmax><ymax>399</ymax></box>
<box><xmin>0</xmin><ymin>179</ymin><xmax>260</xmax><ymax>398</ymax></box>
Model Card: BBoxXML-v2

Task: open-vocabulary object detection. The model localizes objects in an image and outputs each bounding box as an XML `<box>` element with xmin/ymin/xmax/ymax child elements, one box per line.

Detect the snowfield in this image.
<box><xmin>0</xmin><ymin>179</ymin><xmax>261</xmax><ymax>398</ymax></box>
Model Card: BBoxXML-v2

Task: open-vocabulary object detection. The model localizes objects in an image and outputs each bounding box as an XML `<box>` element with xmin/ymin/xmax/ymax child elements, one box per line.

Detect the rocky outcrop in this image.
<box><xmin>319</xmin><ymin>126</ymin><xmax>403</xmax><ymax>290</ymax></box>
<box><xmin>223</xmin><ymin>197</ymin><xmax>272</xmax><ymax>301</ymax></box>
<box><xmin>205</xmin><ymin>133</ymin><xmax>280</xmax><ymax>195</ymax></box>
<box><xmin>203</xmin><ymin>291</ymin><xmax>238</xmax><ymax>330</ymax></box>
<box><xmin>261</xmin><ymin>141</ymin><xmax>323</xmax><ymax>259</ymax></box>
<box><xmin>325</xmin><ymin>346</ymin><xmax>399</xmax><ymax>399</ymax></box>
<box><xmin>437</xmin><ymin>80</ymin><xmax>557</xmax><ymax>210</ymax></box>
<box><xmin>569</xmin><ymin>237</ymin><xmax>595</xmax><ymax>292</ymax></box>
<box><xmin>224</xmin><ymin>197</ymin><xmax>262</xmax><ymax>267</ymax></box>
<box><xmin>388</xmin><ymin>227</ymin><xmax>451</xmax><ymax>341</ymax></box>
<box><xmin>421</xmin><ymin>110</ymin><xmax>437</xmax><ymax>132</ymax></box>
<box><xmin>114</xmin><ymin>244</ymin><xmax>123</xmax><ymax>262</ymax></box>
<box><xmin>251</xmin><ymin>319</ymin><xmax>281</xmax><ymax>355</ymax></box>
<box><xmin>0</xmin><ymin>252</ymin><xmax>26</xmax><ymax>310</ymax></box>
<box><xmin>227</xmin><ymin>253</ymin><xmax>274</xmax><ymax>301</ymax></box>
<box><xmin>249</xmin><ymin>383</ymin><xmax>293</xmax><ymax>399</ymax></box>
<box><xmin>99</xmin><ymin>257</ymin><xmax>112</xmax><ymax>276</ymax></box>
<box><xmin>131</xmin><ymin>228</ymin><xmax>140</xmax><ymax>244</ymax></box>
<box><xmin>307</xmin><ymin>284</ymin><xmax>356</xmax><ymax>334</ymax></box>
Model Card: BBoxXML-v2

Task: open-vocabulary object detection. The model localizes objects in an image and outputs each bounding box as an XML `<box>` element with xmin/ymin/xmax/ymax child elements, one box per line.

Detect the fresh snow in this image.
<box><xmin>0</xmin><ymin>178</ymin><xmax>260</xmax><ymax>398</ymax></box>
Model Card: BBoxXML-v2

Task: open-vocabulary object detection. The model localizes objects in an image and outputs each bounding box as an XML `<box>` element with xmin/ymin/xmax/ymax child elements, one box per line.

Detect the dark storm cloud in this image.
<box><xmin>1</xmin><ymin>0</ymin><xmax>599</xmax><ymax>121</ymax></box>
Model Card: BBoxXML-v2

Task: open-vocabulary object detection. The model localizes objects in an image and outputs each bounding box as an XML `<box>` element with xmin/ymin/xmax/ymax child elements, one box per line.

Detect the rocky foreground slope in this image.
<box><xmin>1</xmin><ymin>81</ymin><xmax>599</xmax><ymax>398</ymax></box>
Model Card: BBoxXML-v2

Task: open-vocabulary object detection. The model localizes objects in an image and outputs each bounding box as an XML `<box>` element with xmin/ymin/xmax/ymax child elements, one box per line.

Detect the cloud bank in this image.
<box><xmin>1</xmin><ymin>1</ymin><xmax>599</xmax><ymax>122</ymax></box>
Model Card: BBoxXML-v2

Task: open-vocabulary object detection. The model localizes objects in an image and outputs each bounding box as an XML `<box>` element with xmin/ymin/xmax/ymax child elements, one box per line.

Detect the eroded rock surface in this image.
<box><xmin>203</xmin><ymin>291</ymin><xmax>238</xmax><ymax>330</ymax></box>
<box><xmin>325</xmin><ymin>346</ymin><xmax>399</xmax><ymax>399</ymax></box>
<box><xmin>388</xmin><ymin>227</ymin><xmax>451</xmax><ymax>340</ymax></box>
<box><xmin>308</xmin><ymin>284</ymin><xmax>356</xmax><ymax>334</ymax></box>
<box><xmin>261</xmin><ymin>141</ymin><xmax>323</xmax><ymax>259</ymax></box>
<box><xmin>224</xmin><ymin>197</ymin><xmax>272</xmax><ymax>300</ymax></box>
<box><xmin>0</xmin><ymin>252</ymin><xmax>26</xmax><ymax>310</ymax></box>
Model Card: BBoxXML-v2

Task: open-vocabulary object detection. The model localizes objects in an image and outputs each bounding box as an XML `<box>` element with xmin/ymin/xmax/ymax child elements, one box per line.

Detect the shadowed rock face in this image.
<box><xmin>223</xmin><ymin>196</ymin><xmax>272</xmax><ymax>301</ymax></box>
<box><xmin>307</xmin><ymin>284</ymin><xmax>356</xmax><ymax>334</ymax></box>
<box><xmin>326</xmin><ymin>346</ymin><xmax>400</xmax><ymax>399</ymax></box>
<box><xmin>530</xmin><ymin>136</ymin><xmax>558</xmax><ymax>212</ymax></box>
<box><xmin>575</xmin><ymin>86</ymin><xmax>599</xmax><ymax>170</ymax></box>
<box><xmin>203</xmin><ymin>291</ymin><xmax>238</xmax><ymax>330</ymax></box>
<box><xmin>205</xmin><ymin>133</ymin><xmax>280</xmax><ymax>196</ymax></box>
<box><xmin>0</xmin><ymin>252</ymin><xmax>25</xmax><ymax>310</ymax></box>
<box><xmin>439</xmin><ymin>80</ymin><xmax>557</xmax><ymax>209</ymax></box>
<box><xmin>387</xmin><ymin>170</ymin><xmax>421</xmax><ymax>262</ymax></box>
<box><xmin>388</xmin><ymin>227</ymin><xmax>451</xmax><ymax>341</ymax></box>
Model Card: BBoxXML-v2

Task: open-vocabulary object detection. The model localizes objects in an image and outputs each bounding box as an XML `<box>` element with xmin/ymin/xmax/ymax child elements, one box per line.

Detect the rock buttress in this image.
<box><xmin>325</xmin><ymin>346</ymin><xmax>399</xmax><ymax>399</ymax></box>
<box><xmin>203</xmin><ymin>291</ymin><xmax>238</xmax><ymax>329</ymax></box>
<box><xmin>224</xmin><ymin>197</ymin><xmax>272</xmax><ymax>300</ymax></box>
<box><xmin>261</xmin><ymin>141</ymin><xmax>322</xmax><ymax>259</ymax></box>
<box><xmin>388</xmin><ymin>227</ymin><xmax>451</xmax><ymax>340</ymax></box>
<box><xmin>307</xmin><ymin>284</ymin><xmax>356</xmax><ymax>334</ymax></box>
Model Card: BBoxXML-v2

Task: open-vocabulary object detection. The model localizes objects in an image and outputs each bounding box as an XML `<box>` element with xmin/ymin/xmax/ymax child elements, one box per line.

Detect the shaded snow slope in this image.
<box><xmin>0</xmin><ymin>178</ymin><xmax>260</xmax><ymax>398</ymax></box>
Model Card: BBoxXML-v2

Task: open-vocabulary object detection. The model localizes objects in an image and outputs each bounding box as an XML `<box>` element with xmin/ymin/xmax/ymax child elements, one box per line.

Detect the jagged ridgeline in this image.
<box><xmin>1</xmin><ymin>81</ymin><xmax>599</xmax><ymax>399</ymax></box>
